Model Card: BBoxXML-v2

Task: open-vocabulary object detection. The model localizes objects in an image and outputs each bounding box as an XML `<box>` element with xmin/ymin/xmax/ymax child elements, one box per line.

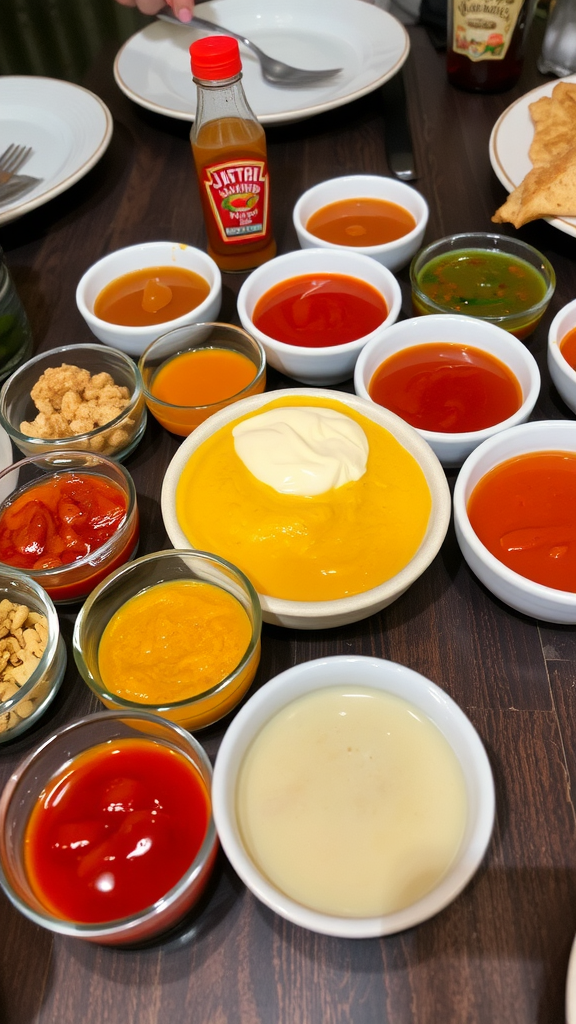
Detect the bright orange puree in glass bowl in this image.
<box><xmin>23</xmin><ymin>737</ymin><xmax>210</xmax><ymax>923</ymax></box>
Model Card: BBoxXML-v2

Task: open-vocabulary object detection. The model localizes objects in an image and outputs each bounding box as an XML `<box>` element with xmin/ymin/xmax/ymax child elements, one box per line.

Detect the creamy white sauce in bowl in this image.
<box><xmin>212</xmin><ymin>655</ymin><xmax>495</xmax><ymax>938</ymax></box>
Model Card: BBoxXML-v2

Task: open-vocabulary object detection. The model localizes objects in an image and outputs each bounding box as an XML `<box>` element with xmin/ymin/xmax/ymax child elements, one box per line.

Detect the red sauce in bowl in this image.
<box><xmin>467</xmin><ymin>451</ymin><xmax>576</xmax><ymax>592</ymax></box>
<box><xmin>305</xmin><ymin>197</ymin><xmax>416</xmax><ymax>247</ymax></box>
<box><xmin>560</xmin><ymin>327</ymin><xmax>576</xmax><ymax>371</ymax></box>
<box><xmin>368</xmin><ymin>342</ymin><xmax>522</xmax><ymax>433</ymax></box>
<box><xmin>252</xmin><ymin>273</ymin><xmax>388</xmax><ymax>348</ymax></box>
<box><xmin>23</xmin><ymin>738</ymin><xmax>210</xmax><ymax>923</ymax></box>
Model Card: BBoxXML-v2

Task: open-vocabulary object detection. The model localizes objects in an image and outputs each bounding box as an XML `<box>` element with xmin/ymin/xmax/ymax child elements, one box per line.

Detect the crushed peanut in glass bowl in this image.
<box><xmin>0</xmin><ymin>569</ymin><xmax>66</xmax><ymax>743</ymax></box>
<box><xmin>0</xmin><ymin>343</ymin><xmax>147</xmax><ymax>461</ymax></box>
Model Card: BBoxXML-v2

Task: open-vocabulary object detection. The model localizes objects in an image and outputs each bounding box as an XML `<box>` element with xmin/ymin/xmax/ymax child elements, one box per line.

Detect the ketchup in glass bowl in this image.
<box><xmin>0</xmin><ymin>451</ymin><xmax>139</xmax><ymax>604</ymax></box>
<box><xmin>0</xmin><ymin>711</ymin><xmax>217</xmax><ymax>945</ymax></box>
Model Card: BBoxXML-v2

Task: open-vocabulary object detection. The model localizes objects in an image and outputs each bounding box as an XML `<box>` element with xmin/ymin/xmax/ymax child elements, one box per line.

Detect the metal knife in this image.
<box><xmin>380</xmin><ymin>69</ymin><xmax>418</xmax><ymax>182</ymax></box>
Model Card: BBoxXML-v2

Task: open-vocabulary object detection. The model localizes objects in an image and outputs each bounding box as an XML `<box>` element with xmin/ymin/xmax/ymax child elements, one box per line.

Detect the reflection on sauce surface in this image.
<box><xmin>306</xmin><ymin>197</ymin><xmax>416</xmax><ymax>247</ymax></box>
<box><xmin>176</xmin><ymin>396</ymin><xmax>431</xmax><ymax>602</ymax></box>
<box><xmin>237</xmin><ymin>686</ymin><xmax>467</xmax><ymax>917</ymax></box>
<box><xmin>369</xmin><ymin>342</ymin><xmax>522</xmax><ymax>433</ymax></box>
<box><xmin>24</xmin><ymin>738</ymin><xmax>210</xmax><ymax>923</ymax></box>
<box><xmin>252</xmin><ymin>273</ymin><xmax>388</xmax><ymax>348</ymax></box>
<box><xmin>468</xmin><ymin>450</ymin><xmax>576</xmax><ymax>591</ymax></box>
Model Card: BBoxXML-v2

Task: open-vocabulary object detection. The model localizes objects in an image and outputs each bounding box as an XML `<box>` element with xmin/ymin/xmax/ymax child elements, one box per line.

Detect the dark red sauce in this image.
<box><xmin>252</xmin><ymin>273</ymin><xmax>388</xmax><ymax>348</ymax></box>
<box><xmin>368</xmin><ymin>342</ymin><xmax>522</xmax><ymax>433</ymax></box>
<box><xmin>24</xmin><ymin>738</ymin><xmax>210</xmax><ymax>923</ymax></box>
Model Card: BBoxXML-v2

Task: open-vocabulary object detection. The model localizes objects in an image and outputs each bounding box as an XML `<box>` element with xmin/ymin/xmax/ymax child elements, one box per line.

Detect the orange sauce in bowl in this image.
<box><xmin>252</xmin><ymin>273</ymin><xmax>388</xmax><ymax>348</ymax></box>
<box><xmin>368</xmin><ymin>342</ymin><xmax>522</xmax><ymax>433</ymax></box>
<box><xmin>94</xmin><ymin>266</ymin><xmax>211</xmax><ymax>327</ymax></box>
<box><xmin>467</xmin><ymin>451</ymin><xmax>576</xmax><ymax>592</ymax></box>
<box><xmin>560</xmin><ymin>327</ymin><xmax>576</xmax><ymax>371</ymax></box>
<box><xmin>306</xmin><ymin>197</ymin><xmax>416</xmax><ymax>247</ymax></box>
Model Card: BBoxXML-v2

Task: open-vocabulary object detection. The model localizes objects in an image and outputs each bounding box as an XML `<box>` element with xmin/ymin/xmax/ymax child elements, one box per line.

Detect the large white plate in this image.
<box><xmin>114</xmin><ymin>0</ymin><xmax>410</xmax><ymax>126</ymax></box>
<box><xmin>489</xmin><ymin>74</ymin><xmax>576</xmax><ymax>239</ymax></box>
<box><xmin>0</xmin><ymin>77</ymin><xmax>113</xmax><ymax>228</ymax></box>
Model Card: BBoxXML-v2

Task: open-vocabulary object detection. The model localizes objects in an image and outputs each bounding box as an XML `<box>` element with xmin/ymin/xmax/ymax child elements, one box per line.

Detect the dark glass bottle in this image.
<box><xmin>447</xmin><ymin>0</ymin><xmax>537</xmax><ymax>92</ymax></box>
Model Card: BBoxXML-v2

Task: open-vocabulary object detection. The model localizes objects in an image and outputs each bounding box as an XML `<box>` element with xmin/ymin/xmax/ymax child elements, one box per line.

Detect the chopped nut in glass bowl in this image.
<box><xmin>0</xmin><ymin>344</ymin><xmax>147</xmax><ymax>461</ymax></box>
<box><xmin>0</xmin><ymin>570</ymin><xmax>66</xmax><ymax>743</ymax></box>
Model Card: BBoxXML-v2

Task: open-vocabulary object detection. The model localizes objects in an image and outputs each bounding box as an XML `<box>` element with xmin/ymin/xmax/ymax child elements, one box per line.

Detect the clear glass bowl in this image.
<box><xmin>0</xmin><ymin>569</ymin><xmax>66</xmax><ymax>743</ymax></box>
<box><xmin>0</xmin><ymin>710</ymin><xmax>217</xmax><ymax>944</ymax></box>
<box><xmin>73</xmin><ymin>549</ymin><xmax>262</xmax><ymax>730</ymax></box>
<box><xmin>0</xmin><ymin>451</ymin><xmax>139</xmax><ymax>605</ymax></box>
<box><xmin>0</xmin><ymin>343</ymin><xmax>147</xmax><ymax>461</ymax></box>
<box><xmin>139</xmin><ymin>323</ymin><xmax>266</xmax><ymax>437</ymax></box>
<box><xmin>410</xmin><ymin>233</ymin><xmax>555</xmax><ymax>340</ymax></box>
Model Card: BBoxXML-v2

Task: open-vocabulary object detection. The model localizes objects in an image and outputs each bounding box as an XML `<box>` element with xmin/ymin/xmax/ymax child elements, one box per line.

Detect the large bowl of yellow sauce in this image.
<box><xmin>161</xmin><ymin>390</ymin><xmax>451</xmax><ymax>629</ymax></box>
<box><xmin>212</xmin><ymin>655</ymin><xmax>495</xmax><ymax>937</ymax></box>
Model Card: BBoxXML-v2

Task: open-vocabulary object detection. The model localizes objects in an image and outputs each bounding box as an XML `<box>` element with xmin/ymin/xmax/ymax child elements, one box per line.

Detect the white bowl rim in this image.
<box><xmin>236</xmin><ymin>248</ymin><xmax>403</xmax><ymax>360</ymax></box>
<box><xmin>212</xmin><ymin>654</ymin><xmax>495</xmax><ymax>938</ymax></box>
<box><xmin>454</xmin><ymin>420</ymin><xmax>576</xmax><ymax>608</ymax></box>
<box><xmin>293</xmin><ymin>174</ymin><xmax>429</xmax><ymax>254</ymax></box>
<box><xmin>161</xmin><ymin>388</ymin><xmax>451</xmax><ymax>622</ymax></box>
<box><xmin>354</xmin><ymin>313</ymin><xmax>541</xmax><ymax>444</ymax></box>
<box><xmin>76</xmin><ymin>241</ymin><xmax>222</xmax><ymax>338</ymax></box>
<box><xmin>548</xmin><ymin>298</ymin><xmax>576</xmax><ymax>385</ymax></box>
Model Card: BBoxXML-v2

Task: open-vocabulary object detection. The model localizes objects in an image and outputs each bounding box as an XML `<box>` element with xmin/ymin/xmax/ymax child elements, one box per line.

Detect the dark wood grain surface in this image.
<box><xmin>2</xmin><ymin>19</ymin><xmax>576</xmax><ymax>1024</ymax></box>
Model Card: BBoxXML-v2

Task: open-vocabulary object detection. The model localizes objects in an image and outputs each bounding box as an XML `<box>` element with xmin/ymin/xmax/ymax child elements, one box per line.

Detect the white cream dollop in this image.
<box><xmin>231</xmin><ymin>406</ymin><xmax>369</xmax><ymax>497</ymax></box>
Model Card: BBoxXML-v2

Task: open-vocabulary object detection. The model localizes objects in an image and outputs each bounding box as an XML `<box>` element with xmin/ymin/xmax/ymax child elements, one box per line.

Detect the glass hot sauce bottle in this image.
<box><xmin>447</xmin><ymin>0</ymin><xmax>537</xmax><ymax>92</ymax></box>
<box><xmin>189</xmin><ymin>36</ymin><xmax>276</xmax><ymax>272</ymax></box>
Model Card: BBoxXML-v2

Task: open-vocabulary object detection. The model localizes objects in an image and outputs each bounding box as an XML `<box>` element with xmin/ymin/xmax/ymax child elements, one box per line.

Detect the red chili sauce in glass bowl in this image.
<box><xmin>23</xmin><ymin>736</ymin><xmax>211</xmax><ymax>923</ymax></box>
<box><xmin>368</xmin><ymin>342</ymin><xmax>522</xmax><ymax>433</ymax></box>
<box><xmin>252</xmin><ymin>273</ymin><xmax>388</xmax><ymax>348</ymax></box>
<box><xmin>0</xmin><ymin>454</ymin><xmax>138</xmax><ymax>603</ymax></box>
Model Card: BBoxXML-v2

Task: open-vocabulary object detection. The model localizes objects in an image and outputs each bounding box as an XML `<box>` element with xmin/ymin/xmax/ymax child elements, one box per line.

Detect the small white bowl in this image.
<box><xmin>354</xmin><ymin>314</ymin><xmax>541</xmax><ymax>469</ymax></box>
<box><xmin>76</xmin><ymin>241</ymin><xmax>222</xmax><ymax>357</ymax></box>
<box><xmin>236</xmin><ymin>248</ymin><xmax>402</xmax><ymax>386</ymax></box>
<box><xmin>293</xmin><ymin>175</ymin><xmax>429</xmax><ymax>272</ymax></box>
<box><xmin>548</xmin><ymin>298</ymin><xmax>576</xmax><ymax>415</ymax></box>
<box><xmin>454</xmin><ymin>420</ymin><xmax>576</xmax><ymax>623</ymax></box>
<box><xmin>161</xmin><ymin>388</ymin><xmax>450</xmax><ymax>630</ymax></box>
<box><xmin>212</xmin><ymin>654</ymin><xmax>495</xmax><ymax>938</ymax></box>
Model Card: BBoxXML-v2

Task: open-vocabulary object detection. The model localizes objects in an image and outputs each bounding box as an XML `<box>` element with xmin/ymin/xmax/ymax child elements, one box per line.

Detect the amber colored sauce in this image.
<box><xmin>94</xmin><ymin>266</ymin><xmax>211</xmax><ymax>327</ymax></box>
<box><xmin>253</xmin><ymin>273</ymin><xmax>388</xmax><ymax>348</ymax></box>
<box><xmin>560</xmin><ymin>327</ymin><xmax>576</xmax><ymax>371</ymax></box>
<box><xmin>192</xmin><ymin>117</ymin><xmax>276</xmax><ymax>272</ymax></box>
<box><xmin>467</xmin><ymin>451</ymin><xmax>576</xmax><ymax>592</ymax></box>
<box><xmin>151</xmin><ymin>348</ymin><xmax>258</xmax><ymax>407</ymax></box>
<box><xmin>306</xmin><ymin>197</ymin><xmax>416</xmax><ymax>247</ymax></box>
<box><xmin>23</xmin><ymin>738</ymin><xmax>210</xmax><ymax>923</ymax></box>
<box><xmin>368</xmin><ymin>342</ymin><xmax>522</xmax><ymax>433</ymax></box>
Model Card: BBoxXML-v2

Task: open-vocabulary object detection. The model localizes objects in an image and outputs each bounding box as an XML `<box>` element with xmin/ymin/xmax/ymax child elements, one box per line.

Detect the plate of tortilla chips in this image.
<box><xmin>489</xmin><ymin>75</ymin><xmax>576</xmax><ymax>236</ymax></box>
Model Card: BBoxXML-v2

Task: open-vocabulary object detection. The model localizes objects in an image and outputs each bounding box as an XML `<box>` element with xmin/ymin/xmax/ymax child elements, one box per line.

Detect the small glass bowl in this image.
<box><xmin>0</xmin><ymin>710</ymin><xmax>218</xmax><ymax>945</ymax></box>
<box><xmin>73</xmin><ymin>549</ymin><xmax>262</xmax><ymax>730</ymax></box>
<box><xmin>0</xmin><ymin>451</ymin><xmax>139</xmax><ymax>605</ymax></box>
<box><xmin>410</xmin><ymin>233</ymin><xmax>555</xmax><ymax>340</ymax></box>
<box><xmin>139</xmin><ymin>323</ymin><xmax>266</xmax><ymax>437</ymax></box>
<box><xmin>0</xmin><ymin>343</ymin><xmax>147</xmax><ymax>461</ymax></box>
<box><xmin>0</xmin><ymin>569</ymin><xmax>66</xmax><ymax>743</ymax></box>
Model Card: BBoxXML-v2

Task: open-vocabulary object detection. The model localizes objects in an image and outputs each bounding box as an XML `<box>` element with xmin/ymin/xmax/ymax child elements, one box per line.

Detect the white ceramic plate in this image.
<box><xmin>113</xmin><ymin>0</ymin><xmax>410</xmax><ymax>126</ymax></box>
<box><xmin>0</xmin><ymin>77</ymin><xmax>113</xmax><ymax>227</ymax></box>
<box><xmin>489</xmin><ymin>74</ymin><xmax>576</xmax><ymax>239</ymax></box>
<box><xmin>568</xmin><ymin>934</ymin><xmax>576</xmax><ymax>1024</ymax></box>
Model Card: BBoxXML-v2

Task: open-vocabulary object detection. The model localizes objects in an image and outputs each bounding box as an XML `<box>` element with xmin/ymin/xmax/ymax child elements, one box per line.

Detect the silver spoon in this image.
<box><xmin>157</xmin><ymin>8</ymin><xmax>343</xmax><ymax>86</ymax></box>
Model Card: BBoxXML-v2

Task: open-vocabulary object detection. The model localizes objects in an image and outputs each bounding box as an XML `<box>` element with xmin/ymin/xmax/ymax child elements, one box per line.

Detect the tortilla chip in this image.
<box><xmin>493</xmin><ymin>81</ymin><xmax>576</xmax><ymax>226</ymax></box>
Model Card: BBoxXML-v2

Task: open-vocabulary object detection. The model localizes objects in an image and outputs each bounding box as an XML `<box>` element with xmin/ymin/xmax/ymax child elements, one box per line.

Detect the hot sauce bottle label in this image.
<box><xmin>451</xmin><ymin>0</ymin><xmax>524</xmax><ymax>60</ymax></box>
<box><xmin>202</xmin><ymin>158</ymin><xmax>271</xmax><ymax>245</ymax></box>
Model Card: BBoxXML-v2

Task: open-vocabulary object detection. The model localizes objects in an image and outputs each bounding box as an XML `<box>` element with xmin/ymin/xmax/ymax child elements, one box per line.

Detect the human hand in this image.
<box><xmin>114</xmin><ymin>0</ymin><xmax>194</xmax><ymax>23</ymax></box>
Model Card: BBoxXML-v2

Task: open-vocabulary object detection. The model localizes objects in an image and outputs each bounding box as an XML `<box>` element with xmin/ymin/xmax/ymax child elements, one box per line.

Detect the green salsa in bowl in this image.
<box><xmin>410</xmin><ymin>233</ymin><xmax>555</xmax><ymax>340</ymax></box>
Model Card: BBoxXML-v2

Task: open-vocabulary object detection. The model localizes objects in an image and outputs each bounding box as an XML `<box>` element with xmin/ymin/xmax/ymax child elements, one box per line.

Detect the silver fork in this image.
<box><xmin>0</xmin><ymin>145</ymin><xmax>32</xmax><ymax>184</ymax></box>
<box><xmin>157</xmin><ymin>8</ymin><xmax>343</xmax><ymax>86</ymax></box>
<box><xmin>0</xmin><ymin>175</ymin><xmax>42</xmax><ymax>207</ymax></box>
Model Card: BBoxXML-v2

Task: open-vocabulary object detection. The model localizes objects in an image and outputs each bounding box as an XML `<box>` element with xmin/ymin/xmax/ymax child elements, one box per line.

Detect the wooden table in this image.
<box><xmin>1</xmin><ymin>21</ymin><xmax>576</xmax><ymax>1024</ymax></box>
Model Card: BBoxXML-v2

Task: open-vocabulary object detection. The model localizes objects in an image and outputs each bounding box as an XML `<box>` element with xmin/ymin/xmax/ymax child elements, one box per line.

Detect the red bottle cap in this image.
<box><xmin>190</xmin><ymin>36</ymin><xmax>242</xmax><ymax>80</ymax></box>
